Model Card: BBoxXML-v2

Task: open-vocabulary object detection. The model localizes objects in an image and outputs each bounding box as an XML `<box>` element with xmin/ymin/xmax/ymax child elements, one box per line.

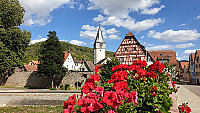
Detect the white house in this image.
<box><xmin>63</xmin><ymin>52</ymin><xmax>82</xmax><ymax>71</ymax></box>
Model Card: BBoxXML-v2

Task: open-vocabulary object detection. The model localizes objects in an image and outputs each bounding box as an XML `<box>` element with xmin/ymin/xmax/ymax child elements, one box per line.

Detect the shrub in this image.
<box><xmin>65</xmin><ymin>84</ymin><xmax>70</xmax><ymax>90</ymax></box>
<box><xmin>50</xmin><ymin>88</ymin><xmax>56</xmax><ymax>90</ymax></box>
<box><xmin>63</xmin><ymin>60</ymin><xmax>178</xmax><ymax>113</ymax></box>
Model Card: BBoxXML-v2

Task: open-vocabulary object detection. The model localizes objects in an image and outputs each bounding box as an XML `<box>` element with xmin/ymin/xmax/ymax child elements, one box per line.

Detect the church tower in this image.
<box><xmin>94</xmin><ymin>25</ymin><xmax>106</xmax><ymax>65</ymax></box>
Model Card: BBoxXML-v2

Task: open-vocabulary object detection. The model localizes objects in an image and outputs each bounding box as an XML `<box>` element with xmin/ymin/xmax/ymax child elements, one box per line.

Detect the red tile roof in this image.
<box><xmin>126</xmin><ymin>31</ymin><xmax>134</xmax><ymax>37</ymax></box>
<box><xmin>180</xmin><ymin>61</ymin><xmax>189</xmax><ymax>69</ymax></box>
<box><xmin>148</xmin><ymin>50</ymin><xmax>177</xmax><ymax>65</ymax></box>
<box><xmin>24</xmin><ymin>65</ymin><xmax>37</xmax><ymax>71</ymax></box>
<box><xmin>64</xmin><ymin>52</ymin><xmax>70</xmax><ymax>62</ymax></box>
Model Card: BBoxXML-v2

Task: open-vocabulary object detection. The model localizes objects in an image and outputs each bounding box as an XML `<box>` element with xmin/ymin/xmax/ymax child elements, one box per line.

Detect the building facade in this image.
<box><xmin>194</xmin><ymin>50</ymin><xmax>200</xmax><ymax>84</ymax></box>
<box><xmin>189</xmin><ymin>53</ymin><xmax>195</xmax><ymax>84</ymax></box>
<box><xmin>114</xmin><ymin>32</ymin><xmax>148</xmax><ymax>65</ymax></box>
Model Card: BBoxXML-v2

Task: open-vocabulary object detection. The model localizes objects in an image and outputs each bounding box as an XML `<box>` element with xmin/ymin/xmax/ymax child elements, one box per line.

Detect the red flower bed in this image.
<box><xmin>63</xmin><ymin>60</ymin><xmax>182</xmax><ymax>113</ymax></box>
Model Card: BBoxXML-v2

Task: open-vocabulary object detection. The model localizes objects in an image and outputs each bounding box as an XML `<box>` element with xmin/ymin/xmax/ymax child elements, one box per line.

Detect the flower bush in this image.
<box><xmin>63</xmin><ymin>60</ymin><xmax>178</xmax><ymax>113</ymax></box>
<box><xmin>178</xmin><ymin>103</ymin><xmax>192</xmax><ymax>113</ymax></box>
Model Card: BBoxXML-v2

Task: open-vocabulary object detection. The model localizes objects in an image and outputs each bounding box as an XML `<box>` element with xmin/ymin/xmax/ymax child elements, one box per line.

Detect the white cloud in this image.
<box><xmin>101</xmin><ymin>16</ymin><xmax>163</xmax><ymax>32</ymax></box>
<box><xmin>140</xmin><ymin>36</ymin><xmax>145</xmax><ymax>39</ymax></box>
<box><xmin>183</xmin><ymin>49</ymin><xmax>197</xmax><ymax>54</ymax></box>
<box><xmin>175</xmin><ymin>43</ymin><xmax>194</xmax><ymax>48</ymax></box>
<box><xmin>106</xmin><ymin>28</ymin><xmax>118</xmax><ymax>34</ymax></box>
<box><xmin>147</xmin><ymin>43</ymin><xmax>195</xmax><ymax>51</ymax></box>
<box><xmin>80</xmin><ymin>25</ymin><xmax>120</xmax><ymax>40</ymax></box>
<box><xmin>108</xmin><ymin>35</ymin><xmax>121</xmax><ymax>40</ymax></box>
<box><xmin>180</xmin><ymin>24</ymin><xmax>186</xmax><ymax>26</ymax></box>
<box><xmin>30</xmin><ymin>35</ymin><xmax>47</xmax><ymax>44</ymax></box>
<box><xmin>141</xmin><ymin>5</ymin><xmax>165</xmax><ymax>15</ymax></box>
<box><xmin>93</xmin><ymin>14</ymin><xmax>106</xmax><ymax>22</ymax></box>
<box><xmin>148</xmin><ymin>29</ymin><xmax>200</xmax><ymax>42</ymax></box>
<box><xmin>69</xmin><ymin>40</ymin><xmax>87</xmax><ymax>46</ymax></box>
<box><xmin>147</xmin><ymin>44</ymin><xmax>172</xmax><ymax>51</ymax></box>
<box><xmin>87</xmin><ymin>0</ymin><xmax>162</xmax><ymax>17</ymax></box>
<box><xmin>195</xmin><ymin>15</ymin><xmax>200</xmax><ymax>19</ymax></box>
<box><xmin>19</xmin><ymin>0</ymin><xmax>70</xmax><ymax>26</ymax></box>
<box><xmin>80</xmin><ymin>30</ymin><xmax>97</xmax><ymax>40</ymax></box>
<box><xmin>177</xmin><ymin>56</ymin><xmax>188</xmax><ymax>61</ymax></box>
<box><xmin>79</xmin><ymin>4</ymin><xmax>84</xmax><ymax>10</ymax></box>
<box><xmin>81</xmin><ymin>25</ymin><xmax>97</xmax><ymax>31</ymax></box>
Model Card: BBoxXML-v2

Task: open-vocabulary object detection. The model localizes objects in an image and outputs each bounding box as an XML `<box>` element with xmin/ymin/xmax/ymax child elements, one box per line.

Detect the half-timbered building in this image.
<box><xmin>114</xmin><ymin>32</ymin><xmax>148</xmax><ymax>65</ymax></box>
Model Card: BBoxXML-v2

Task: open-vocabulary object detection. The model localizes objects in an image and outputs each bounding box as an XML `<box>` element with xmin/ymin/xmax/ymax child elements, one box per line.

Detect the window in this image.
<box><xmin>100</xmin><ymin>43</ymin><xmax>103</xmax><ymax>46</ymax></box>
<box><xmin>82</xmin><ymin>68</ymin><xmax>85</xmax><ymax>71</ymax></box>
<box><xmin>83</xmin><ymin>74</ymin><xmax>87</xmax><ymax>78</ymax></box>
<box><xmin>199</xmin><ymin>64</ymin><xmax>200</xmax><ymax>68</ymax></box>
<box><xmin>125</xmin><ymin>48</ymin><xmax>127</xmax><ymax>51</ymax></box>
<box><xmin>196</xmin><ymin>64</ymin><xmax>198</xmax><ymax>68</ymax></box>
<box><xmin>133</xmin><ymin>47</ymin><xmax>136</xmax><ymax>51</ymax></box>
<box><xmin>120</xmin><ymin>58</ymin><xmax>124</xmax><ymax>63</ymax></box>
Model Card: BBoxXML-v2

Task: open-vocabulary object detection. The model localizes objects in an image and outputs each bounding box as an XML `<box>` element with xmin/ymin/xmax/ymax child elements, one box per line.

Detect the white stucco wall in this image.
<box><xmin>63</xmin><ymin>53</ymin><xmax>75</xmax><ymax>71</ymax></box>
<box><xmin>94</xmin><ymin>48</ymin><xmax>105</xmax><ymax>64</ymax></box>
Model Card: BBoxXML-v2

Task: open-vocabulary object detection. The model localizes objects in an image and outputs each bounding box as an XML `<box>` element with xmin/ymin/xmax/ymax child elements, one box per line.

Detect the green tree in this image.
<box><xmin>0</xmin><ymin>0</ymin><xmax>31</xmax><ymax>78</ymax></box>
<box><xmin>38</xmin><ymin>31</ymin><xmax>67</xmax><ymax>88</ymax></box>
<box><xmin>101</xmin><ymin>58</ymin><xmax>120</xmax><ymax>81</ymax></box>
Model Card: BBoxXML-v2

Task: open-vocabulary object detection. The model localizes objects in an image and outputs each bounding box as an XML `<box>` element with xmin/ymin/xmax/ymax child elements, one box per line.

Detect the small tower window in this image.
<box><xmin>100</xmin><ymin>43</ymin><xmax>103</xmax><ymax>46</ymax></box>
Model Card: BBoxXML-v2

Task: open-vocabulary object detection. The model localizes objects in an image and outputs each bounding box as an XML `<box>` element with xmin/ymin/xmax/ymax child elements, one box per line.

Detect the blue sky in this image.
<box><xmin>19</xmin><ymin>0</ymin><xmax>200</xmax><ymax>61</ymax></box>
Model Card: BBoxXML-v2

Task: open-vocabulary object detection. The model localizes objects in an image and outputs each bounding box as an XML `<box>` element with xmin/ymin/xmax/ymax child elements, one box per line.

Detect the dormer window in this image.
<box><xmin>133</xmin><ymin>47</ymin><xmax>136</xmax><ymax>51</ymax></box>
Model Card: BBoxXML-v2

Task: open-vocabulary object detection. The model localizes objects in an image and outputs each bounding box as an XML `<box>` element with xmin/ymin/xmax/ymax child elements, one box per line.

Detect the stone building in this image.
<box><xmin>194</xmin><ymin>50</ymin><xmax>200</xmax><ymax>84</ymax></box>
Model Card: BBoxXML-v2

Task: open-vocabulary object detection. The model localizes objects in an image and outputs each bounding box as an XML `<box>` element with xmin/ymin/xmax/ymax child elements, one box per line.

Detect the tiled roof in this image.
<box><xmin>148</xmin><ymin>50</ymin><xmax>177</xmax><ymax>65</ymax></box>
<box><xmin>126</xmin><ymin>31</ymin><xmax>134</xmax><ymax>37</ymax></box>
<box><xmin>180</xmin><ymin>61</ymin><xmax>189</xmax><ymax>69</ymax></box>
<box><xmin>64</xmin><ymin>52</ymin><xmax>70</xmax><ymax>62</ymax></box>
<box><xmin>96</xmin><ymin>57</ymin><xmax>108</xmax><ymax>64</ymax></box>
<box><xmin>85</xmin><ymin>61</ymin><xmax>94</xmax><ymax>71</ymax></box>
<box><xmin>24</xmin><ymin>65</ymin><xmax>37</xmax><ymax>72</ymax></box>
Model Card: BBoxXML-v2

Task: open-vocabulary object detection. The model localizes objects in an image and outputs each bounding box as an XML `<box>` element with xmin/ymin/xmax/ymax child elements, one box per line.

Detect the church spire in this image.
<box><xmin>95</xmin><ymin>24</ymin><xmax>105</xmax><ymax>43</ymax></box>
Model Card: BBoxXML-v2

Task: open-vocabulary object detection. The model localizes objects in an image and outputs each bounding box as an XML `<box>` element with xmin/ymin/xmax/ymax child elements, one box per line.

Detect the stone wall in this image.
<box><xmin>1</xmin><ymin>71</ymin><xmax>94</xmax><ymax>88</ymax></box>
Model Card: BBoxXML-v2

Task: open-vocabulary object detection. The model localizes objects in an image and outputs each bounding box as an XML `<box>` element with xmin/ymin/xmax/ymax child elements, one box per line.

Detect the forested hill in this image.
<box><xmin>24</xmin><ymin>41</ymin><xmax>115</xmax><ymax>64</ymax></box>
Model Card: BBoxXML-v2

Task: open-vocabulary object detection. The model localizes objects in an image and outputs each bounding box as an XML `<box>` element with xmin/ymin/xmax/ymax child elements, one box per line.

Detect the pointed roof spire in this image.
<box><xmin>126</xmin><ymin>31</ymin><xmax>134</xmax><ymax>37</ymax></box>
<box><xmin>95</xmin><ymin>24</ymin><xmax>105</xmax><ymax>43</ymax></box>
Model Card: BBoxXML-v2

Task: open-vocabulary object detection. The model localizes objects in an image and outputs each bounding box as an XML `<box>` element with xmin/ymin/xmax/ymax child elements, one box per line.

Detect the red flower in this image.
<box><xmin>108</xmin><ymin>71</ymin><xmax>128</xmax><ymax>83</ymax></box>
<box><xmin>94</xmin><ymin>66</ymin><xmax>100</xmax><ymax>73</ymax></box>
<box><xmin>63</xmin><ymin>94</ymin><xmax>77</xmax><ymax>113</ymax></box>
<box><xmin>78</xmin><ymin>93</ymin><xmax>103</xmax><ymax>112</ymax></box>
<box><xmin>107</xmin><ymin>109</ymin><xmax>116</xmax><ymax>113</ymax></box>
<box><xmin>102</xmin><ymin>91</ymin><xmax>122</xmax><ymax>109</ymax></box>
<box><xmin>113</xmin><ymin>81</ymin><xmax>130</xmax><ymax>91</ymax></box>
<box><xmin>172</xmin><ymin>81</ymin><xmax>177</xmax><ymax>85</ymax></box>
<box><xmin>152</xmin><ymin>92</ymin><xmax>157</xmax><ymax>97</ymax></box>
<box><xmin>112</xmin><ymin>64</ymin><xmax>129</xmax><ymax>72</ymax></box>
<box><xmin>149</xmin><ymin>61</ymin><xmax>165</xmax><ymax>73</ymax></box>
<box><xmin>150</xmin><ymin>86</ymin><xmax>157</xmax><ymax>92</ymax></box>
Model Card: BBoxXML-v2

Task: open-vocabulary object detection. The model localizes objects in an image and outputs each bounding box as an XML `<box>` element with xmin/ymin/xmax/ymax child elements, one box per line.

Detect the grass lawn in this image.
<box><xmin>0</xmin><ymin>106</ymin><xmax>64</xmax><ymax>113</ymax></box>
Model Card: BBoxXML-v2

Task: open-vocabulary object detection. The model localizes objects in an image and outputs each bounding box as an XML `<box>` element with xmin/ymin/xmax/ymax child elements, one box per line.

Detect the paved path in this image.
<box><xmin>176</xmin><ymin>85</ymin><xmax>200</xmax><ymax>113</ymax></box>
<box><xmin>0</xmin><ymin>88</ymin><xmax>81</xmax><ymax>107</ymax></box>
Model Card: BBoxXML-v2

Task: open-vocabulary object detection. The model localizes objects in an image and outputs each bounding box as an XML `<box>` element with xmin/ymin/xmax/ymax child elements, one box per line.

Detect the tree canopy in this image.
<box><xmin>0</xmin><ymin>0</ymin><xmax>31</xmax><ymax>77</ymax></box>
<box><xmin>37</xmin><ymin>31</ymin><xmax>67</xmax><ymax>87</ymax></box>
